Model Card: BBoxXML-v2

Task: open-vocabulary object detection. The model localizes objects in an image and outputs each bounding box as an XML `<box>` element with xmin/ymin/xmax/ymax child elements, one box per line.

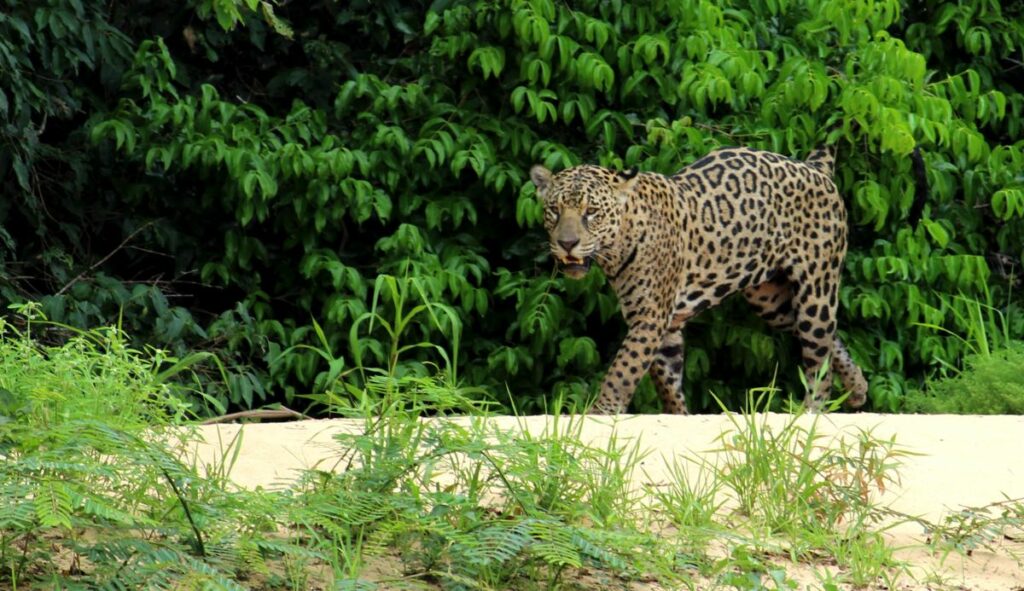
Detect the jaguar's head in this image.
<box><xmin>529</xmin><ymin>164</ymin><xmax>638</xmax><ymax>279</ymax></box>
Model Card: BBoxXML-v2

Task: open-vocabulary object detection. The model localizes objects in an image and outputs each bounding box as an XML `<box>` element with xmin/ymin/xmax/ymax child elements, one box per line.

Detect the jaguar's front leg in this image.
<box><xmin>591</xmin><ymin>320</ymin><xmax>665</xmax><ymax>414</ymax></box>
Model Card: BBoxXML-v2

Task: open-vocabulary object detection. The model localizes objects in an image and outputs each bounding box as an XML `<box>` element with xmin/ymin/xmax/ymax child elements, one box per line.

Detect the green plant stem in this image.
<box><xmin>159</xmin><ymin>466</ymin><xmax>206</xmax><ymax>558</ymax></box>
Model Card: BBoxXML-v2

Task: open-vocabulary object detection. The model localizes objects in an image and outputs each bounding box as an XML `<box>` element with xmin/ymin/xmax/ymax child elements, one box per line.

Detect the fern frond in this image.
<box><xmin>526</xmin><ymin>518</ymin><xmax>582</xmax><ymax>568</ymax></box>
<box><xmin>451</xmin><ymin>520</ymin><xmax>531</xmax><ymax>567</ymax></box>
<box><xmin>571</xmin><ymin>528</ymin><xmax>632</xmax><ymax>572</ymax></box>
<box><xmin>334</xmin><ymin>579</ymin><xmax>378</xmax><ymax>591</ymax></box>
<box><xmin>252</xmin><ymin>537</ymin><xmax>327</xmax><ymax>562</ymax></box>
<box><xmin>34</xmin><ymin>480</ymin><xmax>73</xmax><ymax>528</ymax></box>
<box><xmin>70</xmin><ymin>488</ymin><xmax>152</xmax><ymax>527</ymax></box>
<box><xmin>333</xmin><ymin>490</ymin><xmax>398</xmax><ymax>525</ymax></box>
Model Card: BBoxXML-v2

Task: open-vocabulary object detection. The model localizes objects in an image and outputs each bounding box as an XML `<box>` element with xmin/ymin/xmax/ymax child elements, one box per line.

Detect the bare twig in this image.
<box><xmin>56</xmin><ymin>221</ymin><xmax>156</xmax><ymax>295</ymax></box>
<box><xmin>200</xmin><ymin>406</ymin><xmax>309</xmax><ymax>425</ymax></box>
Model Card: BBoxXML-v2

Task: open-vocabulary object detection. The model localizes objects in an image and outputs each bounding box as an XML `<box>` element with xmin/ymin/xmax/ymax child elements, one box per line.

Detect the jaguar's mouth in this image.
<box><xmin>558</xmin><ymin>256</ymin><xmax>593</xmax><ymax>279</ymax></box>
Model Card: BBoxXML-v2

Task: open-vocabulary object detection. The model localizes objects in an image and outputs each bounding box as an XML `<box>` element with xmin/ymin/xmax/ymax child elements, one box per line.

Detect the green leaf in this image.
<box><xmin>922</xmin><ymin>220</ymin><xmax>950</xmax><ymax>248</ymax></box>
<box><xmin>11</xmin><ymin>155</ymin><xmax>30</xmax><ymax>191</ymax></box>
<box><xmin>991</xmin><ymin>188</ymin><xmax>1024</xmax><ymax>221</ymax></box>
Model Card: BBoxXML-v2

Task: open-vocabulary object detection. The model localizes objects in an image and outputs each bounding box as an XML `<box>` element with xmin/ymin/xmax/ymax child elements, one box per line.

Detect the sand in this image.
<box><xmin>190</xmin><ymin>413</ymin><xmax>1024</xmax><ymax>589</ymax></box>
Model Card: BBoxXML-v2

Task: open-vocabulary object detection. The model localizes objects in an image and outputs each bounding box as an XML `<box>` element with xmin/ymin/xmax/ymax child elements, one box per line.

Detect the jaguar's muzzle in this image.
<box><xmin>558</xmin><ymin>256</ymin><xmax>593</xmax><ymax>279</ymax></box>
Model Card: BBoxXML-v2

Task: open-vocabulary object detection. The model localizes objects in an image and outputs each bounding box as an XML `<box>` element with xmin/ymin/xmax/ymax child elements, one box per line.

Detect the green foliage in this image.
<box><xmin>0</xmin><ymin>311</ymin><xmax>296</xmax><ymax>588</ymax></box>
<box><xmin>4</xmin><ymin>304</ymin><xmax>1005</xmax><ymax>589</ymax></box>
<box><xmin>925</xmin><ymin>497</ymin><xmax>1024</xmax><ymax>559</ymax></box>
<box><xmin>287</xmin><ymin>295</ymin><xmax>669</xmax><ymax>589</ymax></box>
<box><xmin>903</xmin><ymin>291</ymin><xmax>1024</xmax><ymax>414</ymax></box>
<box><xmin>292</xmin><ymin>385</ymin><xmax>671</xmax><ymax>590</ymax></box>
<box><xmin>3</xmin><ymin>0</ymin><xmax>1024</xmax><ymax>412</ymax></box>
<box><xmin>0</xmin><ymin>0</ymin><xmax>131</xmax><ymax>205</ymax></box>
<box><xmin>1</xmin><ymin>305</ymin><xmax>675</xmax><ymax>589</ymax></box>
<box><xmin>646</xmin><ymin>391</ymin><xmax>926</xmax><ymax>588</ymax></box>
<box><xmin>903</xmin><ymin>342</ymin><xmax>1024</xmax><ymax>414</ymax></box>
<box><xmin>712</xmin><ymin>391</ymin><xmax>908</xmax><ymax>535</ymax></box>
<box><xmin>0</xmin><ymin>302</ymin><xmax>197</xmax><ymax>427</ymax></box>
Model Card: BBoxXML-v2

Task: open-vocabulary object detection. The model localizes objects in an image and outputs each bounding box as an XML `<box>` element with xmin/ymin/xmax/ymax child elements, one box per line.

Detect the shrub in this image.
<box><xmin>903</xmin><ymin>341</ymin><xmax>1024</xmax><ymax>414</ymax></box>
<box><xmin>3</xmin><ymin>0</ymin><xmax>1024</xmax><ymax>412</ymax></box>
<box><xmin>0</xmin><ymin>306</ymin><xmax>674</xmax><ymax>589</ymax></box>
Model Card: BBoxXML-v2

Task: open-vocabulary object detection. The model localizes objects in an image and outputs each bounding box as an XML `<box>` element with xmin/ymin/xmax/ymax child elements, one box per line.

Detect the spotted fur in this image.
<box><xmin>530</xmin><ymin>146</ymin><xmax>868</xmax><ymax>414</ymax></box>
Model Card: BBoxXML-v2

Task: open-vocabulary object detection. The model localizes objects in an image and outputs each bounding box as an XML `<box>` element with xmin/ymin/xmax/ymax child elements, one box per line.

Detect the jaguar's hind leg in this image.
<box><xmin>649</xmin><ymin>328</ymin><xmax>687</xmax><ymax>414</ymax></box>
<box><xmin>743</xmin><ymin>274</ymin><xmax>867</xmax><ymax>408</ymax></box>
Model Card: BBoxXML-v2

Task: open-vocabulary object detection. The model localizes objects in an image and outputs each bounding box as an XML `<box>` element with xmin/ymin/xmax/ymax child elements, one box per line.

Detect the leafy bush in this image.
<box><xmin>0</xmin><ymin>307</ymin><xmax>674</xmax><ymax>589</ymax></box>
<box><xmin>3</xmin><ymin>304</ymin><xmax>979</xmax><ymax>589</ymax></box>
<box><xmin>0</xmin><ymin>303</ymin><xmax>197</xmax><ymax>428</ymax></box>
<box><xmin>3</xmin><ymin>0</ymin><xmax>1024</xmax><ymax>412</ymax></box>
<box><xmin>293</xmin><ymin>378</ymin><xmax>672</xmax><ymax>590</ymax></box>
<box><xmin>0</xmin><ymin>310</ymin><xmax>282</xmax><ymax>588</ymax></box>
<box><xmin>903</xmin><ymin>341</ymin><xmax>1024</xmax><ymax>414</ymax></box>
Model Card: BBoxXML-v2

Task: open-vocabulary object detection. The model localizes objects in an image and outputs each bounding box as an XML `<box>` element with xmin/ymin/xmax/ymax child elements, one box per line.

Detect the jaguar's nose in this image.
<box><xmin>557</xmin><ymin>238</ymin><xmax>580</xmax><ymax>253</ymax></box>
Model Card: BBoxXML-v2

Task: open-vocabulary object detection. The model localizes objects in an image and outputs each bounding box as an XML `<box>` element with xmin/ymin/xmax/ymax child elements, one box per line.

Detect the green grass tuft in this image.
<box><xmin>904</xmin><ymin>341</ymin><xmax>1024</xmax><ymax>414</ymax></box>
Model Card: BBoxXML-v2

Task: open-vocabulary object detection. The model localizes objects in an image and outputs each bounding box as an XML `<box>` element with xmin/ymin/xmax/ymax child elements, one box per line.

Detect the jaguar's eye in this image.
<box><xmin>584</xmin><ymin>207</ymin><xmax>599</xmax><ymax>219</ymax></box>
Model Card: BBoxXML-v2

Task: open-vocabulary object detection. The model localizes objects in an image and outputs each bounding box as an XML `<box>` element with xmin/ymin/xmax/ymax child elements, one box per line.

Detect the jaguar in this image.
<box><xmin>530</xmin><ymin>146</ymin><xmax>874</xmax><ymax>414</ymax></box>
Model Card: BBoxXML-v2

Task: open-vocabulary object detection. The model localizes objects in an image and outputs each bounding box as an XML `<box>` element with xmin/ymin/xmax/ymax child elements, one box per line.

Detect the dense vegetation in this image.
<box><xmin>15</xmin><ymin>313</ymin><xmax>1016</xmax><ymax>589</ymax></box>
<box><xmin>0</xmin><ymin>313</ymin><xmax>668</xmax><ymax>588</ymax></box>
<box><xmin>2</xmin><ymin>0</ymin><xmax>1023</xmax><ymax>413</ymax></box>
<box><xmin>905</xmin><ymin>344</ymin><xmax>1024</xmax><ymax>413</ymax></box>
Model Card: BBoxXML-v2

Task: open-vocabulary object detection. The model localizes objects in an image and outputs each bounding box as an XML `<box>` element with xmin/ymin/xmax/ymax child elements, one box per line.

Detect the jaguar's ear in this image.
<box><xmin>530</xmin><ymin>165</ymin><xmax>553</xmax><ymax>194</ymax></box>
<box><xmin>614</xmin><ymin>168</ymin><xmax>639</xmax><ymax>203</ymax></box>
